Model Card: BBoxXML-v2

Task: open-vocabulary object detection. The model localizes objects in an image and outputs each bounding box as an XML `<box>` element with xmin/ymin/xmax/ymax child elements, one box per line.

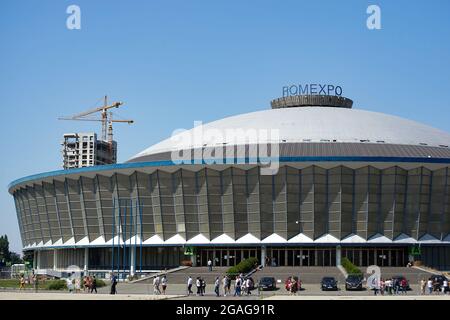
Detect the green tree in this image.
<box><xmin>22</xmin><ymin>251</ymin><xmax>34</xmax><ymax>268</ymax></box>
<box><xmin>9</xmin><ymin>252</ymin><xmax>23</xmax><ymax>265</ymax></box>
<box><xmin>0</xmin><ymin>235</ymin><xmax>11</xmax><ymax>267</ymax></box>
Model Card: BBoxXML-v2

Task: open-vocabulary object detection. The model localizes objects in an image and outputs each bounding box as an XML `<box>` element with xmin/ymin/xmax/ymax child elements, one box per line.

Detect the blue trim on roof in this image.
<box><xmin>8</xmin><ymin>156</ymin><xmax>450</xmax><ymax>191</ymax></box>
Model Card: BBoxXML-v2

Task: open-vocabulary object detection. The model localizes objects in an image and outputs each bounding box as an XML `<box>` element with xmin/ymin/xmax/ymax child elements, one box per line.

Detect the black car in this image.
<box><xmin>321</xmin><ymin>277</ymin><xmax>338</xmax><ymax>291</ymax></box>
<box><xmin>258</xmin><ymin>277</ymin><xmax>277</xmax><ymax>291</ymax></box>
<box><xmin>345</xmin><ymin>274</ymin><xmax>363</xmax><ymax>291</ymax></box>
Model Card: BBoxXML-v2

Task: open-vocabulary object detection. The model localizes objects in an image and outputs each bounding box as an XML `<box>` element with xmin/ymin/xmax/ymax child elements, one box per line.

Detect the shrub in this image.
<box><xmin>226</xmin><ymin>257</ymin><xmax>259</xmax><ymax>277</ymax></box>
<box><xmin>341</xmin><ymin>257</ymin><xmax>362</xmax><ymax>276</ymax></box>
<box><xmin>45</xmin><ymin>280</ymin><xmax>67</xmax><ymax>290</ymax></box>
<box><xmin>95</xmin><ymin>279</ymin><xmax>106</xmax><ymax>288</ymax></box>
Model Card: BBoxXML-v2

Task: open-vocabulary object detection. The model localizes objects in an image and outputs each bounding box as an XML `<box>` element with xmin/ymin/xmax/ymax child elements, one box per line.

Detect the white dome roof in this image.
<box><xmin>129</xmin><ymin>107</ymin><xmax>450</xmax><ymax>161</ymax></box>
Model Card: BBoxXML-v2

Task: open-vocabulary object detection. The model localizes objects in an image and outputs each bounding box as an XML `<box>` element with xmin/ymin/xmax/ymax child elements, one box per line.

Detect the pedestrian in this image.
<box><xmin>246</xmin><ymin>278</ymin><xmax>253</xmax><ymax>295</ymax></box>
<box><xmin>153</xmin><ymin>275</ymin><xmax>161</xmax><ymax>295</ymax></box>
<box><xmin>90</xmin><ymin>276</ymin><xmax>97</xmax><ymax>293</ymax></box>
<box><xmin>385</xmin><ymin>278</ymin><xmax>392</xmax><ymax>295</ymax></box>
<box><xmin>196</xmin><ymin>277</ymin><xmax>201</xmax><ymax>296</ymax></box>
<box><xmin>393</xmin><ymin>278</ymin><xmax>400</xmax><ymax>295</ymax></box>
<box><xmin>443</xmin><ymin>278</ymin><xmax>449</xmax><ymax>294</ymax></box>
<box><xmin>234</xmin><ymin>276</ymin><xmax>241</xmax><ymax>296</ymax></box>
<box><xmin>187</xmin><ymin>276</ymin><xmax>193</xmax><ymax>295</ymax></box>
<box><xmin>427</xmin><ymin>278</ymin><xmax>433</xmax><ymax>294</ymax></box>
<box><xmin>400</xmin><ymin>278</ymin><xmax>407</xmax><ymax>295</ymax></box>
<box><xmin>110</xmin><ymin>273</ymin><xmax>118</xmax><ymax>295</ymax></box>
<box><xmin>207</xmin><ymin>259</ymin><xmax>213</xmax><ymax>272</ymax></box>
<box><xmin>19</xmin><ymin>275</ymin><xmax>25</xmax><ymax>290</ymax></box>
<box><xmin>226</xmin><ymin>275</ymin><xmax>231</xmax><ymax>295</ymax></box>
<box><xmin>75</xmin><ymin>277</ymin><xmax>81</xmax><ymax>293</ymax></box>
<box><xmin>201</xmin><ymin>278</ymin><xmax>206</xmax><ymax>296</ymax></box>
<box><xmin>222</xmin><ymin>276</ymin><xmax>228</xmax><ymax>297</ymax></box>
<box><xmin>380</xmin><ymin>278</ymin><xmax>385</xmax><ymax>295</ymax></box>
<box><xmin>290</xmin><ymin>277</ymin><xmax>297</xmax><ymax>295</ymax></box>
<box><xmin>420</xmin><ymin>279</ymin><xmax>426</xmax><ymax>295</ymax></box>
<box><xmin>33</xmin><ymin>273</ymin><xmax>38</xmax><ymax>293</ymax></box>
<box><xmin>161</xmin><ymin>275</ymin><xmax>168</xmax><ymax>294</ymax></box>
<box><xmin>66</xmin><ymin>277</ymin><xmax>74</xmax><ymax>293</ymax></box>
<box><xmin>214</xmin><ymin>277</ymin><xmax>220</xmax><ymax>297</ymax></box>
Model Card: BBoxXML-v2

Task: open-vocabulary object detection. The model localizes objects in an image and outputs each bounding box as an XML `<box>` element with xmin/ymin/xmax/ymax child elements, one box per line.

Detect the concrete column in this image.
<box><xmin>33</xmin><ymin>251</ymin><xmax>37</xmax><ymax>270</ymax></box>
<box><xmin>190</xmin><ymin>252</ymin><xmax>196</xmax><ymax>267</ymax></box>
<box><xmin>53</xmin><ymin>249</ymin><xmax>58</xmax><ymax>270</ymax></box>
<box><xmin>336</xmin><ymin>246</ymin><xmax>342</xmax><ymax>266</ymax></box>
<box><xmin>84</xmin><ymin>248</ymin><xmax>89</xmax><ymax>274</ymax></box>
<box><xmin>261</xmin><ymin>246</ymin><xmax>266</xmax><ymax>267</ymax></box>
<box><xmin>36</xmin><ymin>250</ymin><xmax>41</xmax><ymax>270</ymax></box>
<box><xmin>130</xmin><ymin>246</ymin><xmax>136</xmax><ymax>276</ymax></box>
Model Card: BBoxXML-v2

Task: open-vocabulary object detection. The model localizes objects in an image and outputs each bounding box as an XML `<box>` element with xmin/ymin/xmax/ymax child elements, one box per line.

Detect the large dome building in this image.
<box><xmin>8</xmin><ymin>94</ymin><xmax>450</xmax><ymax>275</ymax></box>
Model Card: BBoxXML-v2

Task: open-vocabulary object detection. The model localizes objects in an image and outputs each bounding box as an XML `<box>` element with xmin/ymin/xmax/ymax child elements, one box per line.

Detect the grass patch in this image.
<box><xmin>0</xmin><ymin>278</ymin><xmax>106</xmax><ymax>290</ymax></box>
<box><xmin>226</xmin><ymin>257</ymin><xmax>259</xmax><ymax>277</ymax></box>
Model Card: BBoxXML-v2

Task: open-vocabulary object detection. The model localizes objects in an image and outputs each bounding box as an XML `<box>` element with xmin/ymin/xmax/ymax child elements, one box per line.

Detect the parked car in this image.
<box><xmin>391</xmin><ymin>276</ymin><xmax>410</xmax><ymax>290</ymax></box>
<box><xmin>345</xmin><ymin>274</ymin><xmax>363</xmax><ymax>291</ymax></box>
<box><xmin>321</xmin><ymin>277</ymin><xmax>338</xmax><ymax>291</ymax></box>
<box><xmin>258</xmin><ymin>277</ymin><xmax>277</xmax><ymax>291</ymax></box>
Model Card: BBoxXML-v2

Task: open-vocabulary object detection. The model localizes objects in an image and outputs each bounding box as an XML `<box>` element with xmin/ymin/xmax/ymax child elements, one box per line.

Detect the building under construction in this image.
<box><xmin>59</xmin><ymin>96</ymin><xmax>133</xmax><ymax>169</ymax></box>
<box><xmin>61</xmin><ymin>133</ymin><xmax>117</xmax><ymax>169</ymax></box>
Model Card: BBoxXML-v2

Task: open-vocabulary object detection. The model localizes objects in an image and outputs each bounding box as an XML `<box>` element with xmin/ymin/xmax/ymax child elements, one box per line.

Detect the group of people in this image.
<box><xmin>285</xmin><ymin>276</ymin><xmax>301</xmax><ymax>295</ymax></box>
<box><xmin>152</xmin><ymin>274</ymin><xmax>168</xmax><ymax>295</ymax></box>
<box><xmin>186</xmin><ymin>274</ymin><xmax>254</xmax><ymax>297</ymax></box>
<box><xmin>82</xmin><ymin>276</ymin><xmax>98</xmax><ymax>293</ymax></box>
<box><xmin>186</xmin><ymin>276</ymin><xmax>206</xmax><ymax>296</ymax></box>
<box><xmin>373</xmin><ymin>278</ymin><xmax>409</xmax><ymax>295</ymax></box>
<box><xmin>420</xmin><ymin>277</ymin><xmax>449</xmax><ymax>295</ymax></box>
<box><xmin>66</xmin><ymin>275</ymin><xmax>98</xmax><ymax>293</ymax></box>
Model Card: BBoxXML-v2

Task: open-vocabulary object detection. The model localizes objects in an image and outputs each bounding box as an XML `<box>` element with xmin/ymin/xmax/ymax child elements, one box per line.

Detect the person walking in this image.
<box><xmin>420</xmin><ymin>279</ymin><xmax>426</xmax><ymax>295</ymax></box>
<box><xmin>110</xmin><ymin>273</ymin><xmax>118</xmax><ymax>295</ymax></box>
<box><xmin>196</xmin><ymin>277</ymin><xmax>202</xmax><ymax>296</ymax></box>
<box><xmin>90</xmin><ymin>276</ymin><xmax>97</xmax><ymax>293</ymax></box>
<box><xmin>19</xmin><ymin>275</ymin><xmax>25</xmax><ymax>290</ymax></box>
<box><xmin>384</xmin><ymin>278</ymin><xmax>392</xmax><ymax>295</ymax></box>
<box><xmin>161</xmin><ymin>275</ymin><xmax>168</xmax><ymax>295</ymax></box>
<box><xmin>153</xmin><ymin>275</ymin><xmax>161</xmax><ymax>295</ymax></box>
<box><xmin>66</xmin><ymin>277</ymin><xmax>74</xmax><ymax>293</ymax></box>
<box><xmin>400</xmin><ymin>278</ymin><xmax>407</xmax><ymax>295</ymax></box>
<box><xmin>33</xmin><ymin>273</ymin><xmax>38</xmax><ymax>293</ymax></box>
<box><xmin>427</xmin><ymin>278</ymin><xmax>433</xmax><ymax>295</ymax></box>
<box><xmin>246</xmin><ymin>278</ymin><xmax>253</xmax><ymax>295</ymax></box>
<box><xmin>187</xmin><ymin>276</ymin><xmax>193</xmax><ymax>296</ymax></box>
<box><xmin>226</xmin><ymin>275</ymin><xmax>231</xmax><ymax>295</ymax></box>
<box><xmin>234</xmin><ymin>276</ymin><xmax>241</xmax><ymax>296</ymax></box>
<box><xmin>442</xmin><ymin>278</ymin><xmax>449</xmax><ymax>294</ymax></box>
<box><xmin>222</xmin><ymin>276</ymin><xmax>228</xmax><ymax>297</ymax></box>
<box><xmin>207</xmin><ymin>259</ymin><xmax>213</xmax><ymax>272</ymax></box>
<box><xmin>75</xmin><ymin>278</ymin><xmax>81</xmax><ymax>293</ymax></box>
<box><xmin>201</xmin><ymin>278</ymin><xmax>206</xmax><ymax>296</ymax></box>
<box><xmin>214</xmin><ymin>277</ymin><xmax>220</xmax><ymax>297</ymax></box>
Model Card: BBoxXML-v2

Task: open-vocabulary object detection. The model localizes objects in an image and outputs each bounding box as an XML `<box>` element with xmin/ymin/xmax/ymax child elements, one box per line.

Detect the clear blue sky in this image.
<box><xmin>1</xmin><ymin>0</ymin><xmax>450</xmax><ymax>253</ymax></box>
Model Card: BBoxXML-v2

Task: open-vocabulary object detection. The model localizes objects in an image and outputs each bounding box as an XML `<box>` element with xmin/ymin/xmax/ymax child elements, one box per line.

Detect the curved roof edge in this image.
<box><xmin>8</xmin><ymin>156</ymin><xmax>450</xmax><ymax>194</ymax></box>
<box><xmin>22</xmin><ymin>232</ymin><xmax>450</xmax><ymax>251</ymax></box>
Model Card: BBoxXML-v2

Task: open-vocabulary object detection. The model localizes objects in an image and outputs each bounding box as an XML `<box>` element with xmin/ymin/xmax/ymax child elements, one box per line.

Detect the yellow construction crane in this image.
<box><xmin>58</xmin><ymin>95</ymin><xmax>134</xmax><ymax>144</ymax></box>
